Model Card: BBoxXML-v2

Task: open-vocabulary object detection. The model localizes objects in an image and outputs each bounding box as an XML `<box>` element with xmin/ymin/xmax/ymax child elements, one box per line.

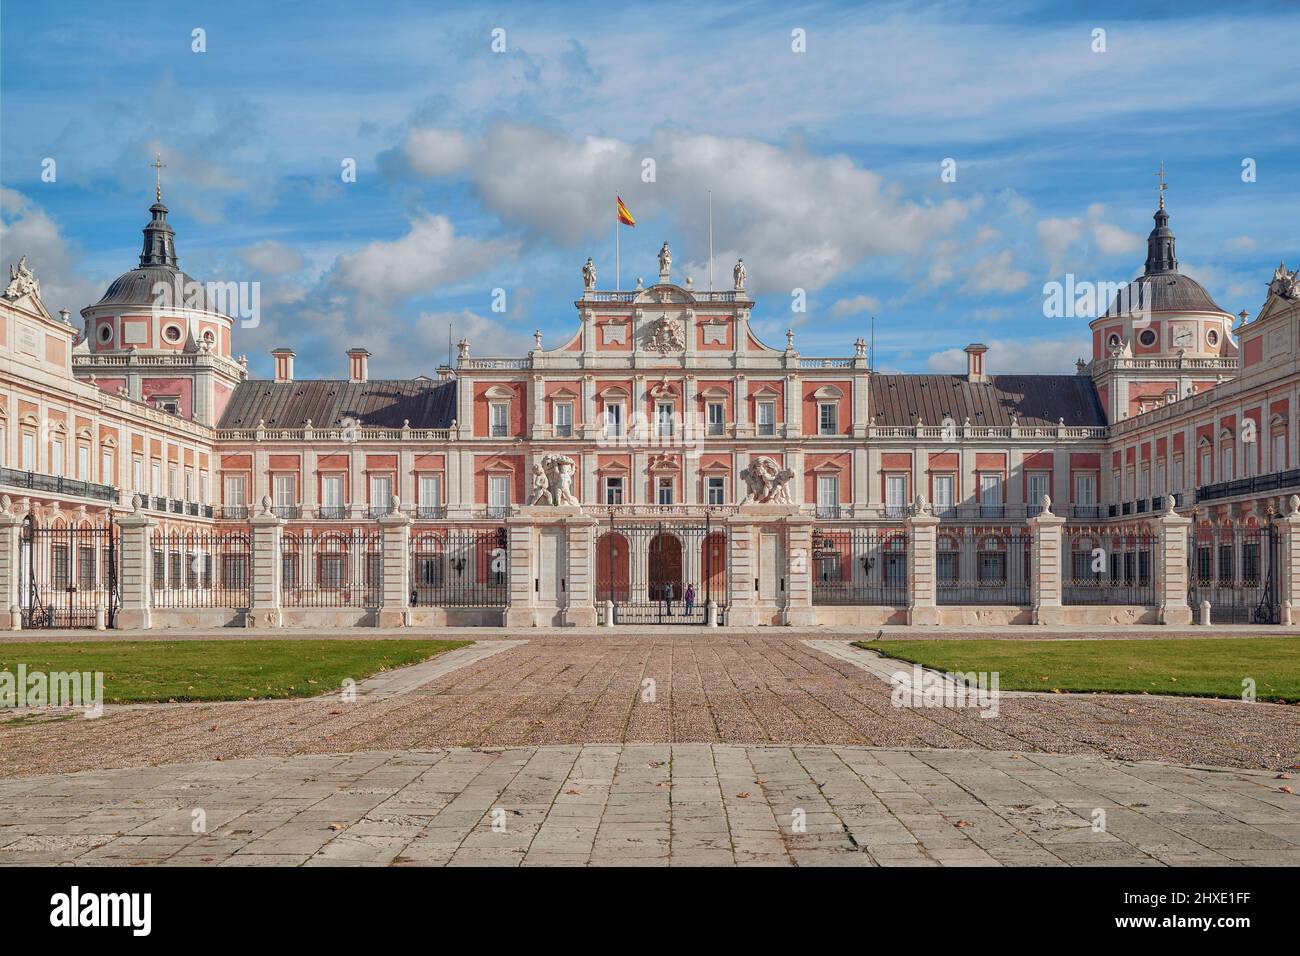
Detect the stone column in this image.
<box><xmin>247</xmin><ymin>497</ymin><xmax>284</xmax><ymax>628</ymax></box>
<box><xmin>784</xmin><ymin>517</ymin><xmax>815</xmax><ymax>626</ymax></box>
<box><xmin>503</xmin><ymin>516</ymin><xmax>535</xmax><ymax>628</ymax></box>
<box><xmin>725</xmin><ymin>517</ymin><xmax>757</xmax><ymax>625</ymax></box>
<box><xmin>1156</xmin><ymin>497</ymin><xmax>1193</xmax><ymax>625</ymax></box>
<box><xmin>116</xmin><ymin>499</ymin><xmax>157</xmax><ymax>630</ymax></box>
<box><xmin>0</xmin><ymin>508</ymin><xmax>22</xmax><ymax>627</ymax></box>
<box><xmin>905</xmin><ymin>500</ymin><xmax>939</xmax><ymax>625</ymax></box>
<box><xmin>1029</xmin><ymin>496</ymin><xmax>1066</xmax><ymax>624</ymax></box>
<box><xmin>564</xmin><ymin>513</ymin><xmax>598</xmax><ymax>626</ymax></box>
<box><xmin>377</xmin><ymin>499</ymin><xmax>411</xmax><ymax>627</ymax></box>
<box><xmin>1275</xmin><ymin>496</ymin><xmax>1300</xmax><ymax>627</ymax></box>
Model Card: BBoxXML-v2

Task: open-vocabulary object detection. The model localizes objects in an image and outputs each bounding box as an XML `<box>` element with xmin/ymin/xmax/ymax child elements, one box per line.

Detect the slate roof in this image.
<box><xmin>1103</xmin><ymin>272</ymin><xmax>1227</xmax><ymax>317</ymax></box>
<box><xmin>218</xmin><ymin>379</ymin><xmax>457</xmax><ymax>429</ymax></box>
<box><xmin>869</xmin><ymin>374</ymin><xmax>1106</xmax><ymax>428</ymax></box>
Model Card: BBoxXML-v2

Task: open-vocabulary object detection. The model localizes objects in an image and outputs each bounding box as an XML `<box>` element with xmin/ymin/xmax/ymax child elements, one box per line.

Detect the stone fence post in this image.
<box><xmin>564</xmin><ymin>514</ymin><xmax>598</xmax><ymax>627</ymax></box>
<box><xmin>1155</xmin><ymin>497</ymin><xmax>1193</xmax><ymax>625</ymax></box>
<box><xmin>784</xmin><ymin>517</ymin><xmax>815</xmax><ymax>626</ymax></box>
<box><xmin>116</xmin><ymin>498</ymin><xmax>157</xmax><ymax>630</ymax></box>
<box><xmin>1276</xmin><ymin>495</ymin><xmax>1300</xmax><ymax>627</ymax></box>
<box><xmin>247</xmin><ymin>496</ymin><xmax>284</xmax><ymax>628</ymax></box>
<box><xmin>905</xmin><ymin>496</ymin><xmax>939</xmax><ymax>625</ymax></box>
<box><xmin>1029</xmin><ymin>496</ymin><xmax>1066</xmax><ymax>624</ymax></box>
<box><xmin>0</xmin><ymin>507</ymin><xmax>20</xmax><ymax>628</ymax></box>
<box><xmin>504</xmin><ymin>517</ymin><xmax>534</xmax><ymax>628</ymax></box>
<box><xmin>377</xmin><ymin>497</ymin><xmax>411</xmax><ymax>627</ymax></box>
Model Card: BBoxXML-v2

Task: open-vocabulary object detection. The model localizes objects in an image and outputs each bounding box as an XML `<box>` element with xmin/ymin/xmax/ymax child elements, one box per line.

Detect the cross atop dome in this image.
<box><xmin>151</xmin><ymin>152</ymin><xmax>167</xmax><ymax>203</ymax></box>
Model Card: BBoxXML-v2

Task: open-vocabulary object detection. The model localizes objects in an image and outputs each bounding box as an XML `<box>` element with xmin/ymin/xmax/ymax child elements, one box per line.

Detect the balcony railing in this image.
<box><xmin>979</xmin><ymin>504</ymin><xmax>1005</xmax><ymax>519</ymax></box>
<box><xmin>317</xmin><ymin>505</ymin><xmax>351</xmax><ymax>520</ymax></box>
<box><xmin>219</xmin><ymin>505</ymin><xmax>249</xmax><ymax>520</ymax></box>
<box><xmin>416</xmin><ymin>505</ymin><xmax>446</xmax><ymax>519</ymax></box>
<box><xmin>1196</xmin><ymin>468</ymin><xmax>1300</xmax><ymax>504</ymax></box>
<box><xmin>0</xmin><ymin>467</ymin><xmax>118</xmax><ymax>503</ymax></box>
<box><xmin>272</xmin><ymin>505</ymin><xmax>302</xmax><ymax>519</ymax></box>
<box><xmin>816</xmin><ymin>505</ymin><xmax>843</xmax><ymax>519</ymax></box>
<box><xmin>1071</xmin><ymin>505</ymin><xmax>1101</xmax><ymax>519</ymax></box>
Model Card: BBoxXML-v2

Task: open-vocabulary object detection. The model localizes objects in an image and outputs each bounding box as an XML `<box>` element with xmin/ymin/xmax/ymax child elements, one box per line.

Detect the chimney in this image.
<box><xmin>347</xmin><ymin>347</ymin><xmax>370</xmax><ymax>384</ymax></box>
<box><xmin>964</xmin><ymin>343</ymin><xmax>989</xmax><ymax>383</ymax></box>
<box><xmin>272</xmin><ymin>347</ymin><xmax>295</xmax><ymax>383</ymax></box>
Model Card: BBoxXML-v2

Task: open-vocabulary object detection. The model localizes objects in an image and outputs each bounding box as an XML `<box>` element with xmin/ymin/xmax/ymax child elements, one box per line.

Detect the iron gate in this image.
<box><xmin>20</xmin><ymin>515</ymin><xmax>119</xmax><ymax>628</ymax></box>
<box><xmin>597</xmin><ymin>519</ymin><xmax>727</xmax><ymax>624</ymax></box>
<box><xmin>1188</xmin><ymin>519</ymin><xmax>1279</xmax><ymax>624</ymax></box>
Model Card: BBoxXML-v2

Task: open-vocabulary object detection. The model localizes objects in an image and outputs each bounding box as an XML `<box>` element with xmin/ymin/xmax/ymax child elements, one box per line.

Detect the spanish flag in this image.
<box><xmin>616</xmin><ymin>196</ymin><xmax>635</xmax><ymax>227</ymax></box>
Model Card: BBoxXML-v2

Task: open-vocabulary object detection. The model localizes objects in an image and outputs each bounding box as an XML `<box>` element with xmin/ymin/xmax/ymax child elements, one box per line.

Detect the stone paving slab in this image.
<box><xmin>0</xmin><ymin>745</ymin><xmax>1295</xmax><ymax>867</ymax></box>
<box><xmin>1</xmin><ymin>635</ymin><xmax>1296</xmax><ymax>778</ymax></box>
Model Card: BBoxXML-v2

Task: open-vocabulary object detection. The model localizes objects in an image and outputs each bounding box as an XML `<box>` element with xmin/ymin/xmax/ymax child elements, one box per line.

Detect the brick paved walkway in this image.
<box><xmin>1</xmin><ymin>745</ymin><xmax>1295</xmax><ymax>867</ymax></box>
<box><xmin>1</xmin><ymin>635</ymin><xmax>1296</xmax><ymax>777</ymax></box>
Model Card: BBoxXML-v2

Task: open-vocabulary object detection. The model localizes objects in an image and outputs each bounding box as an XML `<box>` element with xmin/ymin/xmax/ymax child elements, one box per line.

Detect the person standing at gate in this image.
<box><xmin>684</xmin><ymin>583</ymin><xmax>696</xmax><ymax>617</ymax></box>
<box><xmin>663</xmin><ymin>581</ymin><xmax>675</xmax><ymax>616</ymax></box>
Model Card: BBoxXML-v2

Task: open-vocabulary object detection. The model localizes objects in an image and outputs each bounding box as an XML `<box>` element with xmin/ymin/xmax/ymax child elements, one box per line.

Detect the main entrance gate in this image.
<box><xmin>1188</xmin><ymin>519</ymin><xmax>1279</xmax><ymax>624</ymax></box>
<box><xmin>597</xmin><ymin>520</ymin><xmax>727</xmax><ymax>625</ymax></box>
<box><xmin>19</xmin><ymin>515</ymin><xmax>119</xmax><ymax>629</ymax></box>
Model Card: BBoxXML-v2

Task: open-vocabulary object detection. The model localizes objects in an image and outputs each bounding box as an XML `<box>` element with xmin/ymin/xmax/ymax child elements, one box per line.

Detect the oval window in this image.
<box><xmin>1206</xmin><ymin>329</ymin><xmax>1219</xmax><ymax>347</ymax></box>
<box><xmin>163</xmin><ymin>324</ymin><xmax>182</xmax><ymax>343</ymax></box>
<box><xmin>1138</xmin><ymin>329</ymin><xmax>1156</xmax><ymax>347</ymax></box>
<box><xmin>98</xmin><ymin>325</ymin><xmax>112</xmax><ymax>343</ymax></box>
<box><xmin>1106</xmin><ymin>333</ymin><xmax>1121</xmax><ymax>349</ymax></box>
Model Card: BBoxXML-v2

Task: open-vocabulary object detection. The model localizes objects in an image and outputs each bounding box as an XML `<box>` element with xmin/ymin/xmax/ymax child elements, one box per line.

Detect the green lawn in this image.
<box><xmin>857</xmin><ymin>638</ymin><xmax>1300</xmax><ymax>703</ymax></box>
<box><xmin>0</xmin><ymin>639</ymin><xmax>470</xmax><ymax>704</ymax></box>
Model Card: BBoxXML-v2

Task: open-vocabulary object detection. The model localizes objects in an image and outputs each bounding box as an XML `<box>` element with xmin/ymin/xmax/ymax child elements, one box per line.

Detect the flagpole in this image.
<box><xmin>708</xmin><ymin>189</ymin><xmax>713</xmax><ymax>291</ymax></box>
<box><xmin>615</xmin><ymin>198</ymin><xmax>620</xmax><ymax>292</ymax></box>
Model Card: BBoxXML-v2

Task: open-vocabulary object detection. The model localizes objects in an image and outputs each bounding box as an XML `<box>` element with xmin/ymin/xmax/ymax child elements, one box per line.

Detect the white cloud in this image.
<box><xmin>403</xmin><ymin>122</ymin><xmax>969</xmax><ymax>293</ymax></box>
<box><xmin>926</xmin><ymin>337</ymin><xmax>1089</xmax><ymax>375</ymax></box>
<box><xmin>1036</xmin><ymin>204</ymin><xmax>1142</xmax><ymax>275</ymax></box>
<box><xmin>332</xmin><ymin>213</ymin><xmax>517</xmax><ymax>302</ymax></box>
<box><xmin>1225</xmin><ymin>236</ymin><xmax>1258</xmax><ymax>252</ymax></box>
<box><xmin>239</xmin><ymin>240</ymin><xmax>304</xmax><ymax>277</ymax></box>
<box><xmin>404</xmin><ymin>129</ymin><xmax>473</xmax><ymax>177</ymax></box>
<box><xmin>962</xmin><ymin>250</ymin><xmax>1030</xmax><ymax>293</ymax></box>
<box><xmin>0</xmin><ymin>188</ymin><xmax>102</xmax><ymax>317</ymax></box>
<box><xmin>829</xmin><ymin>294</ymin><xmax>881</xmax><ymax>318</ymax></box>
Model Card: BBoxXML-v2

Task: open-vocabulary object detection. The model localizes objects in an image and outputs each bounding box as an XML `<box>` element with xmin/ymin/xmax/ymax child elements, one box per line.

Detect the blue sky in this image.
<box><xmin>2</xmin><ymin>0</ymin><xmax>1298</xmax><ymax>379</ymax></box>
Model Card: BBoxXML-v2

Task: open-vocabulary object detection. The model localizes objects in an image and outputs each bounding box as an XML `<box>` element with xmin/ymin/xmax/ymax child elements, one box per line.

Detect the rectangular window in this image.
<box><xmin>604</xmin><ymin>403</ymin><xmax>625</xmax><ymax>437</ymax></box>
<box><xmin>273</xmin><ymin>474</ymin><xmax>296</xmax><ymax>516</ymax></box>
<box><xmin>51</xmin><ymin>439</ymin><xmax>65</xmax><ymax>476</ymax></box>
<box><xmin>1112</xmin><ymin>470</ymin><xmax>1121</xmax><ymax>502</ymax></box>
<box><xmin>817</xmin><ymin>475</ymin><xmax>839</xmax><ymax>516</ymax></box>
<box><xmin>1173</xmin><ymin>455</ymin><xmax>1184</xmax><ymax>492</ymax></box>
<box><xmin>1137</xmin><ymin>466</ymin><xmax>1149</xmax><ymax>500</ymax></box>
<box><xmin>818</xmin><ymin>402</ymin><xmax>838</xmax><ymax>435</ymax></box>
<box><xmin>320</xmin><ymin>555</ymin><xmax>346</xmax><ymax>589</ymax></box>
<box><xmin>1027</xmin><ymin>471</ymin><xmax>1049</xmax><ymax>509</ymax></box>
<box><xmin>656</xmin><ymin>477</ymin><xmax>674</xmax><ymax>505</ymax></box>
<box><xmin>604</xmin><ymin>476</ymin><xmax>624</xmax><ymax>505</ymax></box>
<box><xmin>1074</xmin><ymin>473</ymin><xmax>1095</xmax><ymax>505</ymax></box>
<box><xmin>756</xmin><ymin>401</ymin><xmax>775</xmax><ymax>436</ymax></box>
<box><xmin>554</xmin><ymin>402</ymin><xmax>573</xmax><ymax>438</ymax></box>
<box><xmin>1199</xmin><ymin>449</ymin><xmax>1212</xmax><ymax>485</ymax></box>
<box><xmin>706</xmin><ymin>476</ymin><xmax>725</xmax><ymax>505</ymax></box>
<box><xmin>52</xmin><ymin>544</ymin><xmax>71</xmax><ymax>590</ymax></box>
<box><xmin>102</xmin><ymin>451</ymin><xmax>114</xmax><ymax>487</ymax></box>
<box><xmin>78</xmin><ymin>546</ymin><xmax>96</xmax><ymax>589</ymax></box>
<box><xmin>321</xmin><ymin>475</ymin><xmax>343</xmax><ymax>508</ymax></box>
<box><xmin>1244</xmin><ymin>443</ymin><xmax>1255</xmax><ymax>478</ymax></box>
<box><xmin>184</xmin><ymin>468</ymin><xmax>194</xmax><ymax>502</ymax></box>
<box><xmin>370</xmin><ymin>475</ymin><xmax>393</xmax><ymax>514</ymax></box>
<box><xmin>151</xmin><ymin>461</ymin><xmax>161</xmax><ymax>496</ymax></box>
<box><xmin>1273</xmin><ymin>432</ymin><xmax>1287</xmax><ymax>472</ymax></box>
<box><xmin>933</xmin><ymin>474</ymin><xmax>955</xmax><ymax>516</ymax></box>
<box><xmin>488</xmin><ymin>475</ymin><xmax>510</xmax><ymax>515</ymax></box>
<box><xmin>21</xmin><ymin>432</ymin><xmax>35</xmax><ymax>471</ymax></box>
<box><xmin>490</xmin><ymin>403</ymin><xmax>509</xmax><ymax>438</ymax></box>
<box><xmin>133</xmin><ymin>457</ymin><xmax>143</xmax><ymax>492</ymax></box>
<box><xmin>656</xmin><ymin>402</ymin><xmax>675</xmax><ymax>438</ymax></box>
<box><xmin>1155</xmin><ymin>462</ymin><xmax>1166</xmax><ymax>495</ymax></box>
<box><xmin>419</xmin><ymin>475</ymin><xmax>442</xmax><ymax>517</ymax></box>
<box><xmin>1220</xmin><ymin>445</ymin><xmax>1234</xmax><ymax>481</ymax></box>
<box><xmin>224</xmin><ymin>475</ymin><xmax>246</xmax><ymax>514</ymax></box>
<box><xmin>886</xmin><ymin>474</ymin><xmax>907</xmax><ymax>515</ymax></box>
<box><xmin>168</xmin><ymin>465</ymin><xmax>178</xmax><ymax>498</ymax></box>
<box><xmin>77</xmin><ymin>445</ymin><xmax>90</xmax><ymax>481</ymax></box>
<box><xmin>706</xmin><ymin>402</ymin><xmax>725</xmax><ymax>436</ymax></box>
<box><xmin>980</xmin><ymin>473</ymin><xmax>1002</xmax><ymax>517</ymax></box>
<box><xmin>200</xmin><ymin>471</ymin><xmax>208</xmax><ymax>504</ymax></box>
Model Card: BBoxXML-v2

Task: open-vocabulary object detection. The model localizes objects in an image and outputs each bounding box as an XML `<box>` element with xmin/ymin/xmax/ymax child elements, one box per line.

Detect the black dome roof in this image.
<box><xmin>92</xmin><ymin>199</ymin><xmax>217</xmax><ymax>312</ymax></box>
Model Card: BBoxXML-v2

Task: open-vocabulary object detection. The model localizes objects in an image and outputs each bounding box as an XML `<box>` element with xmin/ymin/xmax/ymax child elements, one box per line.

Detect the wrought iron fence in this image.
<box><xmin>410</xmin><ymin>528</ymin><xmax>509</xmax><ymax>607</ymax></box>
<box><xmin>1062</xmin><ymin>526</ymin><xmax>1156</xmax><ymax>605</ymax></box>
<box><xmin>281</xmin><ymin>529</ymin><xmax>382</xmax><ymax>607</ymax></box>
<box><xmin>596</xmin><ymin>520</ymin><xmax>727</xmax><ymax>624</ymax></box>
<box><xmin>811</xmin><ymin>527</ymin><xmax>907</xmax><ymax>605</ymax></box>
<box><xmin>150</xmin><ymin>530</ymin><xmax>253</xmax><ymax>609</ymax></box>
<box><xmin>19</xmin><ymin>516</ymin><xmax>119</xmax><ymax>628</ymax></box>
<box><xmin>1189</xmin><ymin>519</ymin><xmax>1279</xmax><ymax>624</ymax></box>
<box><xmin>936</xmin><ymin>528</ymin><xmax>1031</xmax><ymax>605</ymax></box>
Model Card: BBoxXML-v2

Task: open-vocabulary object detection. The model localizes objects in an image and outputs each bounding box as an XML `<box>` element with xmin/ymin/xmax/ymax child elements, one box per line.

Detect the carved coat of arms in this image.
<box><xmin>647</xmin><ymin>316</ymin><xmax>685</xmax><ymax>354</ymax></box>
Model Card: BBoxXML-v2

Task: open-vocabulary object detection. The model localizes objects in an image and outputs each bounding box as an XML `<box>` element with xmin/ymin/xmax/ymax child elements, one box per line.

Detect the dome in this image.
<box><xmin>1105</xmin><ymin>270</ymin><xmax>1227</xmax><ymax>317</ymax></box>
<box><xmin>1104</xmin><ymin>200</ymin><xmax>1228</xmax><ymax>317</ymax></box>
<box><xmin>91</xmin><ymin>198</ymin><xmax>217</xmax><ymax>313</ymax></box>
<box><xmin>95</xmin><ymin>264</ymin><xmax>215</xmax><ymax>310</ymax></box>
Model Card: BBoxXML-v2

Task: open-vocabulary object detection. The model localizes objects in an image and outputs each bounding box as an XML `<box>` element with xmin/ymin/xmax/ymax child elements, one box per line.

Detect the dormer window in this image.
<box><xmin>155</xmin><ymin>397</ymin><xmax>181</xmax><ymax>415</ymax></box>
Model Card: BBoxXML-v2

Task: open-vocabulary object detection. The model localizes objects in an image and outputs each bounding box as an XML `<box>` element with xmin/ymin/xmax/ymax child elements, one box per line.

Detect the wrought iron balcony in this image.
<box><xmin>0</xmin><ymin>467</ymin><xmax>117</xmax><ymax>503</ymax></box>
<box><xmin>316</xmin><ymin>505</ymin><xmax>351</xmax><ymax>520</ymax></box>
<box><xmin>272</xmin><ymin>504</ymin><xmax>302</xmax><ymax>519</ymax></box>
<box><xmin>416</xmin><ymin>505</ymin><xmax>446</xmax><ymax>519</ymax></box>
<box><xmin>1196</xmin><ymin>468</ymin><xmax>1300</xmax><ymax>504</ymax></box>
<box><xmin>219</xmin><ymin>505</ymin><xmax>249</xmax><ymax>520</ymax></box>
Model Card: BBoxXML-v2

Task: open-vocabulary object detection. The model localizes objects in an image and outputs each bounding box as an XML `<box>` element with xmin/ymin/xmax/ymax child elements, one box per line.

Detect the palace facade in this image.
<box><xmin>2</xmin><ymin>187</ymin><xmax>1299</xmax><ymax>629</ymax></box>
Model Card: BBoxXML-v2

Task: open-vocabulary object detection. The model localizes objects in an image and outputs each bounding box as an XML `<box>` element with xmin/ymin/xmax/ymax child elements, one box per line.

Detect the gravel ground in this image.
<box><xmin>1</xmin><ymin>634</ymin><xmax>1296</xmax><ymax>778</ymax></box>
